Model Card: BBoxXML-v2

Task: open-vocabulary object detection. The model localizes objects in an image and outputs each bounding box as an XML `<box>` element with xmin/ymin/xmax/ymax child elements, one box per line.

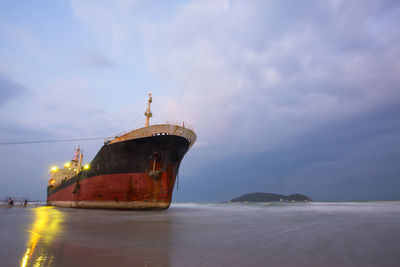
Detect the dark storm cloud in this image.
<box><xmin>141</xmin><ymin>0</ymin><xmax>400</xmax><ymax>202</ymax></box>
<box><xmin>0</xmin><ymin>72</ymin><xmax>28</xmax><ymax>106</ymax></box>
<box><xmin>175</xmin><ymin>102</ymin><xmax>400</xmax><ymax>202</ymax></box>
<box><xmin>142</xmin><ymin>0</ymin><xmax>400</xmax><ymax>154</ymax></box>
<box><xmin>282</xmin><ymin>103</ymin><xmax>400</xmax><ymax>201</ymax></box>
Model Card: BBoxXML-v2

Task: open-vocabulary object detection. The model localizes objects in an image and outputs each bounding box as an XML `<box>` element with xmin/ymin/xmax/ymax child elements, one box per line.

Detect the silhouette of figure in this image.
<box><xmin>7</xmin><ymin>197</ymin><xmax>14</xmax><ymax>208</ymax></box>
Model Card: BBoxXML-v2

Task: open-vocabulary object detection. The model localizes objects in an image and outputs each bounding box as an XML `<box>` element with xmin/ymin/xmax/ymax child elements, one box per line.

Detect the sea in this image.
<box><xmin>1</xmin><ymin>202</ymin><xmax>399</xmax><ymax>267</ymax></box>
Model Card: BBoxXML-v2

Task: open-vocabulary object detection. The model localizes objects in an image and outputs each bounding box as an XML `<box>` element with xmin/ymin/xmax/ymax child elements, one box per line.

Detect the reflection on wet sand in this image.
<box><xmin>19</xmin><ymin>207</ymin><xmax>172</xmax><ymax>266</ymax></box>
<box><xmin>55</xmin><ymin>210</ymin><xmax>173</xmax><ymax>266</ymax></box>
<box><xmin>20</xmin><ymin>207</ymin><xmax>64</xmax><ymax>267</ymax></box>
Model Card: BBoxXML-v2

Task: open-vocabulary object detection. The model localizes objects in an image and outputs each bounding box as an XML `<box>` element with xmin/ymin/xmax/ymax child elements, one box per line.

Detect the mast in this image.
<box><xmin>145</xmin><ymin>92</ymin><xmax>152</xmax><ymax>127</ymax></box>
<box><xmin>76</xmin><ymin>151</ymin><xmax>83</xmax><ymax>174</ymax></box>
<box><xmin>72</xmin><ymin>147</ymin><xmax>80</xmax><ymax>164</ymax></box>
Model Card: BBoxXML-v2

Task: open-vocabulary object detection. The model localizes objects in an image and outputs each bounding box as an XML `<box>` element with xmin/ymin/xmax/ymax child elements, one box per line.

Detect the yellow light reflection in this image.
<box><xmin>20</xmin><ymin>207</ymin><xmax>64</xmax><ymax>267</ymax></box>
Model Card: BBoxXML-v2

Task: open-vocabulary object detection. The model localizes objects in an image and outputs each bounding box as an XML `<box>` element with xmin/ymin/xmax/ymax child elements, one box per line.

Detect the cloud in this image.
<box><xmin>175</xmin><ymin>102</ymin><xmax>400</xmax><ymax>202</ymax></box>
<box><xmin>67</xmin><ymin>0</ymin><xmax>400</xmax><ymax>157</ymax></box>
<box><xmin>0</xmin><ymin>72</ymin><xmax>28</xmax><ymax>107</ymax></box>
<box><xmin>78</xmin><ymin>49</ymin><xmax>116</xmax><ymax>68</ymax></box>
<box><xmin>0</xmin><ymin>75</ymin><xmax>122</xmax><ymax>141</ymax></box>
<box><xmin>1</xmin><ymin>0</ymin><xmax>399</xmax><ymax>201</ymax></box>
<box><xmin>139</xmin><ymin>0</ymin><xmax>400</xmax><ymax>155</ymax></box>
<box><xmin>70</xmin><ymin>0</ymin><xmax>146</xmax><ymax>58</ymax></box>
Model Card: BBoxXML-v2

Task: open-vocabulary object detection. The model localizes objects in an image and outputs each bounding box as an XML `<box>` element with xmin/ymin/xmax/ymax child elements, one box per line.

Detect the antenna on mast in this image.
<box><xmin>145</xmin><ymin>92</ymin><xmax>153</xmax><ymax>127</ymax></box>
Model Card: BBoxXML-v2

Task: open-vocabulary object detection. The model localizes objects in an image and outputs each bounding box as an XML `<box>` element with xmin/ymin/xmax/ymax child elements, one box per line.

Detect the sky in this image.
<box><xmin>0</xmin><ymin>0</ymin><xmax>399</xmax><ymax>202</ymax></box>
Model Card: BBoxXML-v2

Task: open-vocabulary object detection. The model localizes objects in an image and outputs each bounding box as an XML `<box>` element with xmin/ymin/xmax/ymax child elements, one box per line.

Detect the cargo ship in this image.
<box><xmin>47</xmin><ymin>93</ymin><xmax>196</xmax><ymax>210</ymax></box>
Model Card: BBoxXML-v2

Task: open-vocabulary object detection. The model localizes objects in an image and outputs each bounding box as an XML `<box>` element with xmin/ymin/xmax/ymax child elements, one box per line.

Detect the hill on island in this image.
<box><xmin>230</xmin><ymin>192</ymin><xmax>312</xmax><ymax>202</ymax></box>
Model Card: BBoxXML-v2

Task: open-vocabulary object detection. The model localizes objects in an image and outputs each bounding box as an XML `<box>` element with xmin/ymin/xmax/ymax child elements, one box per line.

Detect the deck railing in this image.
<box><xmin>104</xmin><ymin>120</ymin><xmax>194</xmax><ymax>143</ymax></box>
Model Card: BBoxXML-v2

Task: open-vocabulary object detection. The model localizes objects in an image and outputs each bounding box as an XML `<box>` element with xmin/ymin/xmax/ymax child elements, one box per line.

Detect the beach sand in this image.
<box><xmin>1</xmin><ymin>202</ymin><xmax>400</xmax><ymax>266</ymax></box>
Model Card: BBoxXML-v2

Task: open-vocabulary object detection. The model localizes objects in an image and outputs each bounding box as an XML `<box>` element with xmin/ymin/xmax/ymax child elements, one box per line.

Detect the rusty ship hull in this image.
<box><xmin>47</xmin><ymin>133</ymin><xmax>193</xmax><ymax>210</ymax></box>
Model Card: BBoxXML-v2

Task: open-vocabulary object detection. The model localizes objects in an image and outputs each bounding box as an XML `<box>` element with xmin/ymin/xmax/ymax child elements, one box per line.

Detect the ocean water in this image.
<box><xmin>1</xmin><ymin>202</ymin><xmax>399</xmax><ymax>266</ymax></box>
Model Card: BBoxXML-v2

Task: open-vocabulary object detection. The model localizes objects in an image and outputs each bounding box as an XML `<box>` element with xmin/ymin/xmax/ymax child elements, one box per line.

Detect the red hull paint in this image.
<box><xmin>47</xmin><ymin>167</ymin><xmax>176</xmax><ymax>210</ymax></box>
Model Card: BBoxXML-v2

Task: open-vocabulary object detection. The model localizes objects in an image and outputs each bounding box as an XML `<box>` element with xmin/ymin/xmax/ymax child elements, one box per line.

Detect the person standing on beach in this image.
<box><xmin>7</xmin><ymin>197</ymin><xmax>13</xmax><ymax>208</ymax></box>
<box><xmin>23</xmin><ymin>199</ymin><xmax>28</xmax><ymax>207</ymax></box>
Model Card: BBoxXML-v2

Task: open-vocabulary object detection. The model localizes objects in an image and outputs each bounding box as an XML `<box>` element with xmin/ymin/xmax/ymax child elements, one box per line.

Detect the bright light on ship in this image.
<box><xmin>83</xmin><ymin>164</ymin><xmax>90</xmax><ymax>170</ymax></box>
<box><xmin>50</xmin><ymin>166</ymin><xmax>58</xmax><ymax>172</ymax></box>
<box><xmin>64</xmin><ymin>162</ymin><xmax>71</xmax><ymax>167</ymax></box>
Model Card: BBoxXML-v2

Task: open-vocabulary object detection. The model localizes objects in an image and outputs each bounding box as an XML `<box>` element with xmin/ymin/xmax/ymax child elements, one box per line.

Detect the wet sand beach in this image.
<box><xmin>1</xmin><ymin>202</ymin><xmax>400</xmax><ymax>266</ymax></box>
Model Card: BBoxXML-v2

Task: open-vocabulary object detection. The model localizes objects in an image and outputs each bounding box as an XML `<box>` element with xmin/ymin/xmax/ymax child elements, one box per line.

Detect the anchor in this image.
<box><xmin>148</xmin><ymin>152</ymin><xmax>161</xmax><ymax>178</ymax></box>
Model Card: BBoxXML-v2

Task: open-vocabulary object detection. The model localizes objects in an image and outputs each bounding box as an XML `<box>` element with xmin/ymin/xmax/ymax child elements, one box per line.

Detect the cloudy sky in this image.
<box><xmin>1</xmin><ymin>0</ymin><xmax>399</xmax><ymax>202</ymax></box>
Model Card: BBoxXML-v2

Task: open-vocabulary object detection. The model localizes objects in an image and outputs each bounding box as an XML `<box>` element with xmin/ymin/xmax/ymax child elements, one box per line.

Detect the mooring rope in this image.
<box><xmin>0</xmin><ymin>137</ymin><xmax>105</xmax><ymax>145</ymax></box>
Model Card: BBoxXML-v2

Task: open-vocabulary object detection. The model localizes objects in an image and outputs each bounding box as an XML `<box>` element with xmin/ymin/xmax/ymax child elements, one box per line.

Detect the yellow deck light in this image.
<box><xmin>64</xmin><ymin>162</ymin><xmax>71</xmax><ymax>168</ymax></box>
<box><xmin>51</xmin><ymin>166</ymin><xmax>58</xmax><ymax>172</ymax></box>
<box><xmin>83</xmin><ymin>164</ymin><xmax>90</xmax><ymax>170</ymax></box>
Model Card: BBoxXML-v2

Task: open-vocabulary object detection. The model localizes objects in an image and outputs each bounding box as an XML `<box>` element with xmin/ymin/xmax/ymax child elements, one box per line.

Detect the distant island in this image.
<box><xmin>230</xmin><ymin>192</ymin><xmax>313</xmax><ymax>202</ymax></box>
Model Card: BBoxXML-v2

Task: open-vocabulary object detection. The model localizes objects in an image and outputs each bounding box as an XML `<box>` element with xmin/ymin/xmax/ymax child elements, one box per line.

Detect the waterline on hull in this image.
<box><xmin>47</xmin><ymin>200</ymin><xmax>171</xmax><ymax>210</ymax></box>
